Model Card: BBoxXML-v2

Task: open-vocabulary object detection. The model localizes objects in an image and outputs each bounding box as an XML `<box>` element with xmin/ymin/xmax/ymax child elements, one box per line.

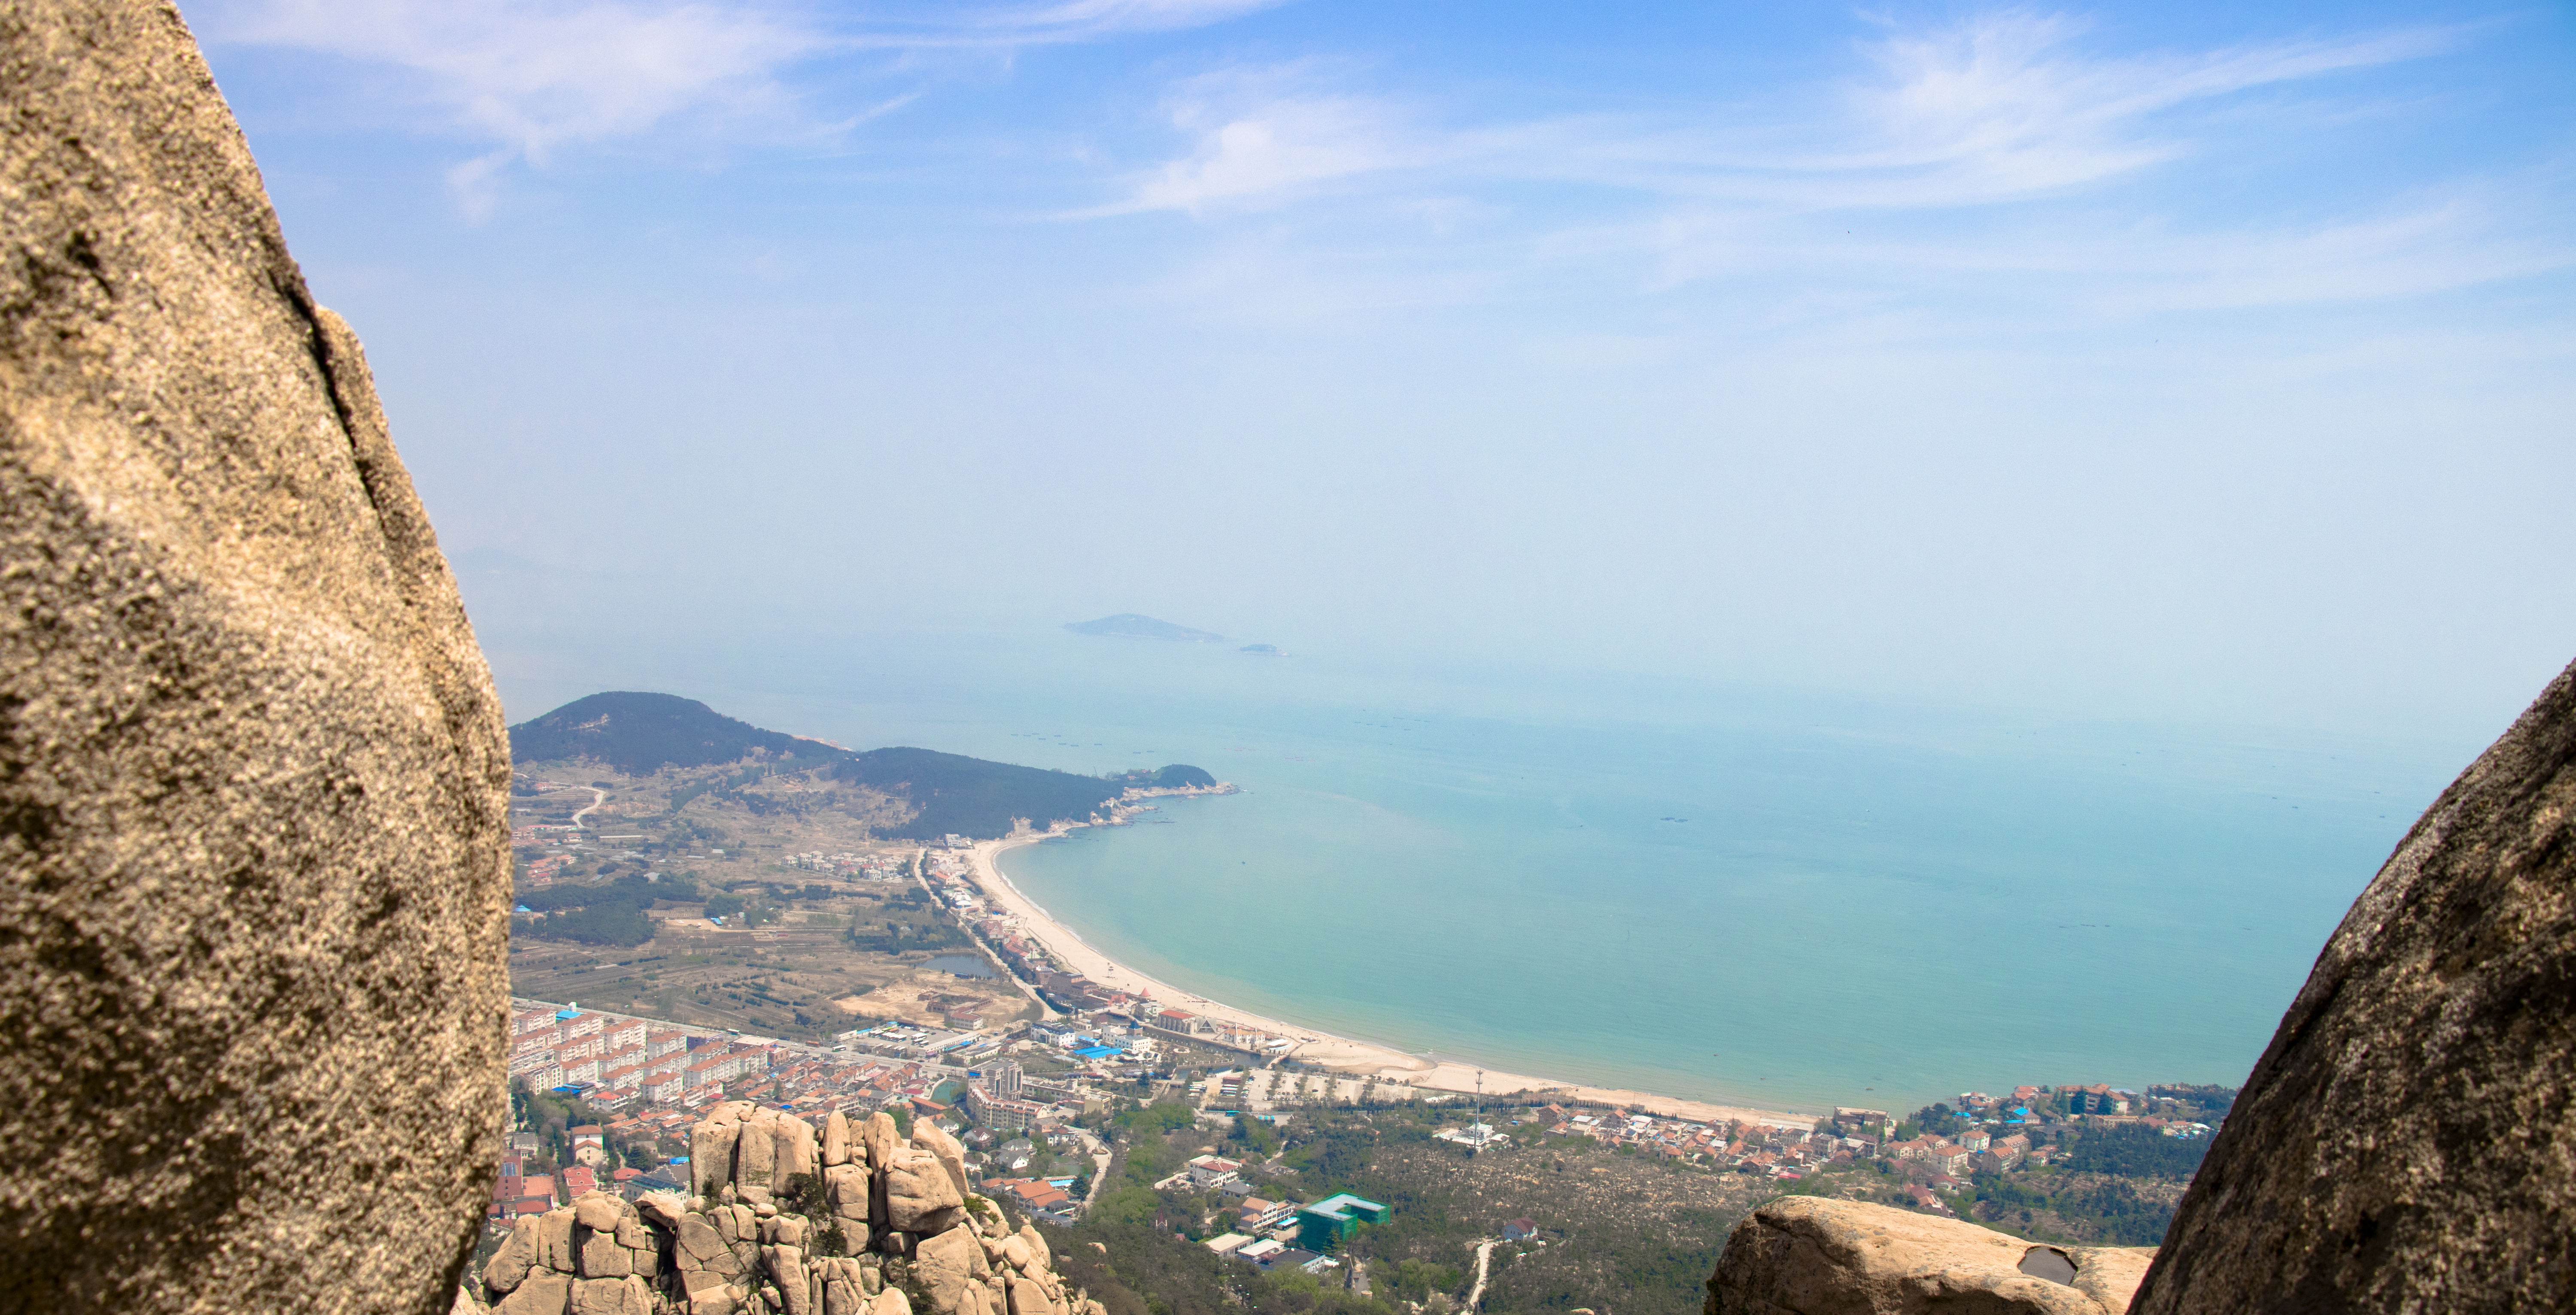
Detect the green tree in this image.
<box><xmin>1231</xmin><ymin>1114</ymin><xmax>1280</xmax><ymax>1157</ymax></box>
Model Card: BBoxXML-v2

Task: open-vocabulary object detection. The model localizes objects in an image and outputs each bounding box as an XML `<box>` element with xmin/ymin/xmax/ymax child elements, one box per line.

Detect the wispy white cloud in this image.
<box><xmin>1630</xmin><ymin>182</ymin><xmax>2571</xmax><ymax>314</ymax></box>
<box><xmin>1103</xmin><ymin>12</ymin><xmax>2459</xmax><ymax>216</ymax></box>
<box><xmin>1823</xmin><ymin>12</ymin><xmax>2459</xmax><ymax>204</ymax></box>
<box><xmin>1085</xmin><ymin>11</ymin><xmax>2566</xmax><ymax>318</ymax></box>
<box><xmin>194</xmin><ymin>0</ymin><xmax>1290</xmax><ymax>213</ymax></box>
<box><xmin>208</xmin><ymin>0</ymin><xmax>823</xmax><ymax>157</ymax></box>
<box><xmin>975</xmin><ymin>0</ymin><xmax>1290</xmax><ymax>40</ymax></box>
<box><xmin>1078</xmin><ymin>65</ymin><xmax>1426</xmax><ymax>215</ymax></box>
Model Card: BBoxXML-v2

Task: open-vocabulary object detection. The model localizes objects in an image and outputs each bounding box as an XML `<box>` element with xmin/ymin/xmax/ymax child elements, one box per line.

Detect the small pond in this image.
<box><xmin>924</xmin><ymin>954</ymin><xmax>998</xmax><ymax>978</ymax></box>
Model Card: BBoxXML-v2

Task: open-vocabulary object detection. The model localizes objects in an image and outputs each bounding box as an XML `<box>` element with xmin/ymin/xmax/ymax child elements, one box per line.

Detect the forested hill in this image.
<box><xmin>508</xmin><ymin>692</ymin><xmax>841</xmax><ymax>776</ymax></box>
<box><xmin>507</xmin><ymin>692</ymin><xmax>1207</xmax><ymax>840</ymax></box>
<box><xmin>828</xmin><ymin>748</ymin><xmax>1122</xmax><ymax>841</ymax></box>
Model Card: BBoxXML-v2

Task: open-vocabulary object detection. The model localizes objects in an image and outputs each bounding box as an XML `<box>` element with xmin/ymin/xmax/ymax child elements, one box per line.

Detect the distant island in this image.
<box><xmin>1065</xmin><ymin>613</ymin><xmax>1223</xmax><ymax>642</ymax></box>
<box><xmin>1239</xmin><ymin>643</ymin><xmax>1285</xmax><ymax>657</ymax></box>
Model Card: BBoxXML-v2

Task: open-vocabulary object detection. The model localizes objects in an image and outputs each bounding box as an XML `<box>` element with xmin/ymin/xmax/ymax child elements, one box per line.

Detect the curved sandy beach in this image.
<box><xmin>963</xmin><ymin>831</ymin><xmax>1817</xmax><ymax>1130</ymax></box>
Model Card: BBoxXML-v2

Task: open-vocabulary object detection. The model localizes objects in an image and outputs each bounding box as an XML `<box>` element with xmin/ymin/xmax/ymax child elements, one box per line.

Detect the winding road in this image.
<box><xmin>570</xmin><ymin>786</ymin><xmax>607</xmax><ymax>830</ymax></box>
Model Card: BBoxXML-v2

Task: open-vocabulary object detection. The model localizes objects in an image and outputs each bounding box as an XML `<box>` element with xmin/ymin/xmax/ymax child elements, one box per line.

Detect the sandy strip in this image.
<box><xmin>961</xmin><ymin>833</ymin><xmax>1817</xmax><ymax>1130</ymax></box>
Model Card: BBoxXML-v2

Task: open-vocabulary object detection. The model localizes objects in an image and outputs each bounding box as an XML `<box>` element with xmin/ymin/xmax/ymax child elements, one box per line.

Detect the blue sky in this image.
<box><xmin>184</xmin><ymin>0</ymin><xmax>2575</xmax><ymax>741</ymax></box>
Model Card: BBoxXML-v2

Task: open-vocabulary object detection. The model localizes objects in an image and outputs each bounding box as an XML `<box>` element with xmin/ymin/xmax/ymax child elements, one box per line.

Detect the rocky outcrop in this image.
<box><xmin>1705</xmin><ymin>1198</ymin><xmax>2150</xmax><ymax>1315</ymax></box>
<box><xmin>694</xmin><ymin>1103</ymin><xmax>823</xmax><ymax>1205</ymax></box>
<box><xmin>0</xmin><ymin>0</ymin><xmax>512</xmax><ymax>1310</ymax></box>
<box><xmin>480</xmin><ymin>1105</ymin><xmax>1108</xmax><ymax>1315</ymax></box>
<box><xmin>2130</xmin><ymin>655</ymin><xmax>2576</xmax><ymax>1313</ymax></box>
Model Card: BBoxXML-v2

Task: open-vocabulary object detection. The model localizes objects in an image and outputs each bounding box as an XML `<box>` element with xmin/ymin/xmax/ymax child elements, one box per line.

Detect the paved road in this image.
<box><xmin>922</xmin><ymin>851</ymin><xmax>1059</xmax><ymax>1021</ymax></box>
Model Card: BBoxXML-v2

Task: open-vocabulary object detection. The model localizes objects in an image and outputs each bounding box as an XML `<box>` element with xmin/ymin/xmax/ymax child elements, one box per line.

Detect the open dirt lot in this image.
<box><xmin>507</xmin><ymin>756</ymin><xmax>1040</xmax><ymax>1041</ymax></box>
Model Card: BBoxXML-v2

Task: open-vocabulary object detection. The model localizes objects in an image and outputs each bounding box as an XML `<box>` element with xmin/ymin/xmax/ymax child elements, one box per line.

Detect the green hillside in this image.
<box><xmin>829</xmin><ymin>747</ymin><xmax>1123</xmax><ymax>839</ymax></box>
<box><xmin>507</xmin><ymin>692</ymin><xmax>1128</xmax><ymax>840</ymax></box>
<box><xmin>507</xmin><ymin>691</ymin><xmax>840</xmax><ymax>776</ymax></box>
<box><xmin>1117</xmin><ymin>764</ymin><xmax>1217</xmax><ymax>789</ymax></box>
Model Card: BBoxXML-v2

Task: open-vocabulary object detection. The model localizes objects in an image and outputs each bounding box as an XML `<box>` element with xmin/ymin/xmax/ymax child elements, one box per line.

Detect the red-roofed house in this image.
<box><xmin>987</xmin><ymin>1178</ymin><xmax>1073</xmax><ymax>1213</ymax></box>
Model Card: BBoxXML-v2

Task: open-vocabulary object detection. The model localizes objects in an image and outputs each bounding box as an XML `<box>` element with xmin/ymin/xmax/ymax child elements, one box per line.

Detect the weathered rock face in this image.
<box><xmin>884</xmin><ymin>1146</ymin><xmax>967</xmax><ymax>1234</ymax></box>
<box><xmin>0</xmin><ymin>0</ymin><xmax>513</xmax><ymax>1311</ymax></box>
<box><xmin>1706</xmin><ymin>1198</ymin><xmax>2150</xmax><ymax>1315</ymax></box>
<box><xmin>2131</xmin><ymin>656</ymin><xmax>2576</xmax><ymax>1313</ymax></box>
<box><xmin>492</xmin><ymin>1110</ymin><xmax>1107</xmax><ymax>1315</ymax></box>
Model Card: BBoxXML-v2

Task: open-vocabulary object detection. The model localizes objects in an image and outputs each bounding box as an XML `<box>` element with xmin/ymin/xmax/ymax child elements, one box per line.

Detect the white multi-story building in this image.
<box><xmin>982</xmin><ymin>1059</ymin><xmax>1024</xmax><ymax>1098</ymax></box>
<box><xmin>965</xmin><ymin>1086</ymin><xmax>1046</xmax><ymax>1133</ymax></box>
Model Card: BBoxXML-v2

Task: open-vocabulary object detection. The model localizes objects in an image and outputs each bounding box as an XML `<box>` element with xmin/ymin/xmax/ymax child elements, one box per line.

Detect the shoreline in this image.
<box><xmin>963</xmin><ymin>829</ymin><xmax>1819</xmax><ymax>1131</ymax></box>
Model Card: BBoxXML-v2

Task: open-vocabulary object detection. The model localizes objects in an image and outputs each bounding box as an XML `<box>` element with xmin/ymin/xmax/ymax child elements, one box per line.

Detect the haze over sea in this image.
<box><xmin>491</xmin><ymin>623</ymin><xmax>2473</xmax><ymax>1115</ymax></box>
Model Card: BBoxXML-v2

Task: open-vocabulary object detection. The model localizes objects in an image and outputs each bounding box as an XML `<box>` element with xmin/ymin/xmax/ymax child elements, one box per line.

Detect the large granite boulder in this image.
<box><xmin>0</xmin><ymin>0</ymin><xmax>513</xmax><ymax>1309</ymax></box>
<box><xmin>2132</xmin><ymin>656</ymin><xmax>2576</xmax><ymax>1312</ymax></box>
<box><xmin>882</xmin><ymin>1146</ymin><xmax>966</xmax><ymax>1234</ymax></box>
<box><xmin>911</xmin><ymin>1119</ymin><xmax>972</xmax><ymax>1200</ymax></box>
<box><xmin>1705</xmin><ymin>1197</ymin><xmax>2149</xmax><ymax>1315</ymax></box>
<box><xmin>694</xmin><ymin>1100</ymin><xmax>759</xmax><ymax>1197</ymax></box>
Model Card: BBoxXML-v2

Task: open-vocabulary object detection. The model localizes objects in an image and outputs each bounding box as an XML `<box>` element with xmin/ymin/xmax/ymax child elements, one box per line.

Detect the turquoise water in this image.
<box><xmin>499</xmin><ymin>628</ymin><xmax>2469</xmax><ymax>1114</ymax></box>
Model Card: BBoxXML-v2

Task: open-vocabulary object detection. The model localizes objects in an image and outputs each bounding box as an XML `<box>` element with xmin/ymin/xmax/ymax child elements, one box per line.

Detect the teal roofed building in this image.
<box><xmin>1294</xmin><ymin>1194</ymin><xmax>1390</xmax><ymax>1253</ymax></box>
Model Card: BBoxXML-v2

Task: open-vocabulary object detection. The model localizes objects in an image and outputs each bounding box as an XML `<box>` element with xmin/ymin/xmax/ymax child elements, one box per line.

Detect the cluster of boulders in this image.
<box><xmin>470</xmin><ymin>1103</ymin><xmax>1109</xmax><ymax>1315</ymax></box>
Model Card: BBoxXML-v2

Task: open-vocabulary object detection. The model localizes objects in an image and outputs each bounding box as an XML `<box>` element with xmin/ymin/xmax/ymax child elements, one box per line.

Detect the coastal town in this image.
<box><xmin>503</xmin><ymin>768</ymin><xmax>2225</xmax><ymax>1242</ymax></box>
<box><xmin>502</xmin><ymin>968</ymin><xmax>2222</xmax><ymax>1234</ymax></box>
<box><xmin>495</xmin><ymin>724</ymin><xmax>2229</xmax><ymax>1312</ymax></box>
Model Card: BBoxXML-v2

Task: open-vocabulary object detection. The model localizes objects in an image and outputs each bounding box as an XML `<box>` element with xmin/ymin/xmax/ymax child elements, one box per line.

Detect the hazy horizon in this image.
<box><xmin>188</xmin><ymin>0</ymin><xmax>2575</xmax><ymax>746</ymax></box>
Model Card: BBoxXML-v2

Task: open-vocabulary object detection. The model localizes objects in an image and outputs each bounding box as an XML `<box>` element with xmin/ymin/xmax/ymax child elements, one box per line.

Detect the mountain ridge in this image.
<box><xmin>507</xmin><ymin>691</ymin><xmax>1211</xmax><ymax>840</ymax></box>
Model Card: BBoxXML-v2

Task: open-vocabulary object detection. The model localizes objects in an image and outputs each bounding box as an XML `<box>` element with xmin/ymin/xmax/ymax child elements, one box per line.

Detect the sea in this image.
<box><xmin>492</xmin><ymin>624</ymin><xmax>2471</xmax><ymax>1116</ymax></box>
